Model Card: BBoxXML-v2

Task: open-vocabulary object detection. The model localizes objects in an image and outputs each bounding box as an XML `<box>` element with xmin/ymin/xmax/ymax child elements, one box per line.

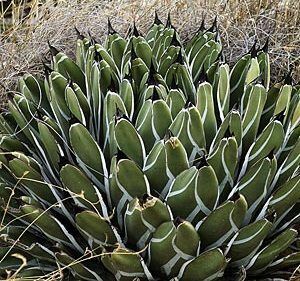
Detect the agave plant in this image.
<box><xmin>0</xmin><ymin>13</ymin><xmax>299</xmax><ymax>281</ymax></box>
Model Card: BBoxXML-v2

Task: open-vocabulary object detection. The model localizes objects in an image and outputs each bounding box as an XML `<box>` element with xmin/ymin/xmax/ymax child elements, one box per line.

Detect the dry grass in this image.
<box><xmin>0</xmin><ymin>0</ymin><xmax>299</xmax><ymax>109</ymax></box>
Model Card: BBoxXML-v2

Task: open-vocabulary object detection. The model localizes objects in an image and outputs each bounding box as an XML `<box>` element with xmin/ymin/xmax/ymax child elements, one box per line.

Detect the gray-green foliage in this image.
<box><xmin>0</xmin><ymin>14</ymin><xmax>299</xmax><ymax>281</ymax></box>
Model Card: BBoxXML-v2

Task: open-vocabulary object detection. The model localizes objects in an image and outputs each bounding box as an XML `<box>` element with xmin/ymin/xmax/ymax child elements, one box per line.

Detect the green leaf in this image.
<box><xmin>53</xmin><ymin>52</ymin><xmax>86</xmax><ymax>91</ymax></box>
<box><xmin>196</xmin><ymin>82</ymin><xmax>217</xmax><ymax>147</ymax></box>
<box><xmin>9</xmin><ymin>157</ymin><xmax>56</xmax><ymax>204</ymax></box>
<box><xmin>56</xmin><ymin>252</ymin><xmax>105</xmax><ymax>281</ymax></box>
<box><xmin>148</xmin><ymin>220</ymin><xmax>200</xmax><ymax>278</ymax></box>
<box><xmin>165</xmin><ymin>135</ymin><xmax>189</xmax><ymax>186</ymax></box>
<box><xmin>60</xmin><ymin>164</ymin><xmax>107</xmax><ymax>213</ymax></box>
<box><xmin>226</xmin><ymin>218</ymin><xmax>272</xmax><ymax>267</ymax></box>
<box><xmin>124</xmin><ymin>195</ymin><xmax>172</xmax><ymax>249</ymax></box>
<box><xmin>101</xmin><ymin>248</ymin><xmax>151</xmax><ymax>280</ymax></box>
<box><xmin>178</xmin><ymin>248</ymin><xmax>227</xmax><ymax>281</ymax></box>
<box><xmin>110</xmin><ymin>158</ymin><xmax>150</xmax><ymax>228</ymax></box>
<box><xmin>115</xmin><ymin>118</ymin><xmax>146</xmax><ymax>167</ymax></box>
<box><xmin>246</xmin><ymin>228</ymin><xmax>297</xmax><ymax>274</ymax></box>
<box><xmin>197</xmin><ymin>194</ymin><xmax>247</xmax><ymax>249</ymax></box>
<box><xmin>76</xmin><ymin>210</ymin><xmax>117</xmax><ymax>246</ymax></box>
<box><xmin>217</xmin><ymin>64</ymin><xmax>230</xmax><ymax>121</ymax></box>
<box><xmin>236</xmin><ymin>156</ymin><xmax>276</xmax><ymax>224</ymax></box>
<box><xmin>21</xmin><ymin>205</ymin><xmax>83</xmax><ymax>251</ymax></box>
<box><xmin>208</xmin><ymin>137</ymin><xmax>238</xmax><ymax>199</ymax></box>
<box><xmin>144</xmin><ymin>141</ymin><xmax>169</xmax><ymax>196</ymax></box>
<box><xmin>69</xmin><ymin>123</ymin><xmax>108</xmax><ymax>192</ymax></box>
<box><xmin>167</xmin><ymin>165</ymin><xmax>219</xmax><ymax>223</ymax></box>
<box><xmin>242</xmin><ymin>84</ymin><xmax>267</xmax><ymax>151</ymax></box>
<box><xmin>230</xmin><ymin>54</ymin><xmax>251</xmax><ymax>107</ymax></box>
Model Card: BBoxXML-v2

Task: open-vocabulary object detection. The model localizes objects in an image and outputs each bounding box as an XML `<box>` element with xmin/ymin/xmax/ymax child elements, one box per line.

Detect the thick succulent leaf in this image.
<box><xmin>234</xmin><ymin>156</ymin><xmax>276</xmax><ymax>224</ymax></box>
<box><xmin>69</xmin><ymin>123</ymin><xmax>108</xmax><ymax>193</ymax></box>
<box><xmin>124</xmin><ymin>195</ymin><xmax>172</xmax><ymax>249</ymax></box>
<box><xmin>289</xmin><ymin>92</ymin><xmax>300</xmax><ymax>129</ymax></box>
<box><xmin>148</xmin><ymin>220</ymin><xmax>200</xmax><ymax>278</ymax></box>
<box><xmin>21</xmin><ymin>74</ymin><xmax>51</xmax><ymax>113</ymax></box>
<box><xmin>65</xmin><ymin>85</ymin><xmax>86</xmax><ymax>125</ymax></box>
<box><xmin>53</xmin><ymin>52</ymin><xmax>86</xmax><ymax>91</ymax></box>
<box><xmin>197</xmin><ymin>194</ymin><xmax>247</xmax><ymax>249</ymax></box>
<box><xmin>196</xmin><ymin>82</ymin><xmax>217</xmax><ymax>147</ymax></box>
<box><xmin>241</xmin><ymin>84</ymin><xmax>267</xmax><ymax>151</ymax></box>
<box><xmin>94</xmin><ymin>44</ymin><xmax>119</xmax><ymax>76</ymax></box>
<box><xmin>110</xmin><ymin>35</ymin><xmax>126</xmax><ymax>70</ymax></box>
<box><xmin>0</xmin><ymin>112</ymin><xmax>16</xmax><ymax>135</ymax></box>
<box><xmin>101</xmin><ymin>248</ymin><xmax>153</xmax><ymax>281</ymax></box>
<box><xmin>152</xmin><ymin>27</ymin><xmax>175</xmax><ymax>61</ymax></box>
<box><xmin>38</xmin><ymin>122</ymin><xmax>61</xmax><ymax>171</ymax></box>
<box><xmin>75</xmin><ymin>210</ymin><xmax>117</xmax><ymax>247</ymax></box>
<box><xmin>176</xmin><ymin>63</ymin><xmax>196</xmax><ymax>103</ymax></box>
<box><xmin>8</xmin><ymin>101</ymin><xmax>35</xmax><ymax>144</ymax></box>
<box><xmin>164</xmin><ymin>135</ymin><xmax>189</xmax><ymax>189</ymax></box>
<box><xmin>0</xmin><ymin>225</ymin><xmax>55</xmax><ymax>261</ymax></box>
<box><xmin>136</xmin><ymin>100</ymin><xmax>157</xmax><ymax>152</ymax></box>
<box><xmin>103</xmin><ymin>92</ymin><xmax>127</xmax><ymax>158</ymax></box>
<box><xmin>268</xmin><ymin>175</ymin><xmax>300</xmax><ymax>224</ymax></box>
<box><xmin>75</xmin><ymin>36</ymin><xmax>90</xmax><ymax>71</ymax></box>
<box><xmin>216</xmin><ymin>64</ymin><xmax>230</xmax><ymax>121</ymax></box>
<box><xmin>132</xmin><ymin>57</ymin><xmax>149</xmax><ymax>92</ymax></box>
<box><xmin>136</xmin><ymin>99</ymin><xmax>172</xmax><ymax>152</ymax></box>
<box><xmin>225</xmin><ymin>218</ymin><xmax>272</xmax><ymax>267</ymax></box>
<box><xmin>143</xmin><ymin>140</ymin><xmax>169</xmax><ymax>196</ymax></box>
<box><xmin>169</xmin><ymin>106</ymin><xmax>206</xmax><ymax>161</ymax></box>
<box><xmin>60</xmin><ymin>164</ymin><xmax>107</xmax><ymax>213</ymax></box>
<box><xmin>0</xmin><ymin>135</ymin><xmax>28</xmax><ymax>154</ymax></box>
<box><xmin>259</xmin><ymin>82</ymin><xmax>281</xmax><ymax>129</ymax></box>
<box><xmin>229</xmin><ymin>54</ymin><xmax>251</xmax><ymax>107</ymax></box>
<box><xmin>178</xmin><ymin>248</ymin><xmax>227</xmax><ymax>281</ymax></box>
<box><xmin>21</xmin><ymin>205</ymin><xmax>84</xmax><ymax>252</ymax></box>
<box><xmin>240</xmin><ymin>120</ymin><xmax>284</xmax><ymax>177</ymax></box>
<box><xmin>245</xmin><ymin>57</ymin><xmax>260</xmax><ymax>85</ymax></box>
<box><xmin>8</xmin><ymin>157</ymin><xmax>57</xmax><ymax>204</ymax></box>
<box><xmin>56</xmin><ymin>252</ymin><xmax>106</xmax><ymax>281</ymax></box>
<box><xmin>115</xmin><ymin>118</ymin><xmax>146</xmax><ymax>167</ymax></box>
<box><xmin>258</xmin><ymin>49</ymin><xmax>271</xmax><ymax>90</ymax></box>
<box><xmin>166</xmin><ymin>89</ymin><xmax>186</xmax><ymax>118</ymax></box>
<box><xmin>110</xmin><ymin>158</ymin><xmax>150</xmax><ymax>228</ymax></box>
<box><xmin>145</xmin><ymin>18</ymin><xmax>164</xmax><ymax>48</ymax></box>
<box><xmin>208</xmin><ymin>137</ymin><xmax>238</xmax><ymax>199</ymax></box>
<box><xmin>99</xmin><ymin>60</ymin><xmax>114</xmax><ymax>94</ymax></box>
<box><xmin>272</xmin><ymin>139</ymin><xmax>300</xmax><ymax>189</ymax></box>
<box><xmin>0</xmin><ymin>248</ymin><xmax>53</xmax><ymax>278</ymax></box>
<box><xmin>273</xmin><ymin>84</ymin><xmax>292</xmax><ymax>117</ymax></box>
<box><xmin>49</xmin><ymin>72</ymin><xmax>71</xmax><ymax>120</ymax></box>
<box><xmin>210</xmin><ymin>110</ymin><xmax>242</xmax><ymax>152</ymax></box>
<box><xmin>187</xmin><ymin>31</ymin><xmax>215</xmax><ymax>62</ymax></box>
<box><xmin>267</xmin><ymin>252</ymin><xmax>300</xmax><ymax>271</ymax></box>
<box><xmin>119</xmin><ymin>79</ymin><xmax>134</xmax><ymax>120</ymax></box>
<box><xmin>132</xmin><ymin>36</ymin><xmax>153</xmax><ymax>68</ymax></box>
<box><xmin>191</xmin><ymin>40</ymin><xmax>214</xmax><ymax>82</ymax></box>
<box><xmin>166</xmin><ymin>165</ymin><xmax>219</xmax><ymax>223</ymax></box>
<box><xmin>278</xmin><ymin>125</ymin><xmax>300</xmax><ymax>166</ymax></box>
<box><xmin>246</xmin><ymin>228</ymin><xmax>297</xmax><ymax>274</ymax></box>
<box><xmin>158</xmin><ymin>45</ymin><xmax>180</xmax><ymax>76</ymax></box>
<box><xmin>89</xmin><ymin>62</ymin><xmax>101</xmax><ymax>135</ymax></box>
<box><xmin>152</xmin><ymin>100</ymin><xmax>173</xmax><ymax>140</ymax></box>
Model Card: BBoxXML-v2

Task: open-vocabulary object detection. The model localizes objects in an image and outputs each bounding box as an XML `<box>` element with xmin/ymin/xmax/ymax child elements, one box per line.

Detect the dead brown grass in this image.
<box><xmin>0</xmin><ymin>0</ymin><xmax>299</xmax><ymax>108</ymax></box>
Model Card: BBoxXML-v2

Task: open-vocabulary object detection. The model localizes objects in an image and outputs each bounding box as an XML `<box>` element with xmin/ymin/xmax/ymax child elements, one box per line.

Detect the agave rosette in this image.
<box><xmin>0</xmin><ymin>13</ymin><xmax>299</xmax><ymax>281</ymax></box>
